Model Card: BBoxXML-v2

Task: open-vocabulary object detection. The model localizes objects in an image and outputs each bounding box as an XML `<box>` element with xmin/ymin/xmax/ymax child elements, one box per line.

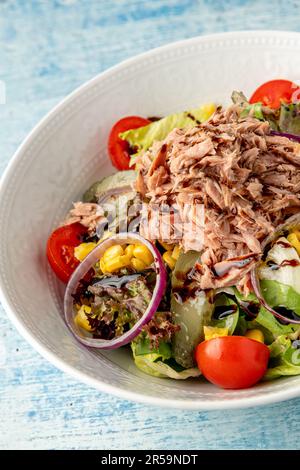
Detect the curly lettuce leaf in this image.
<box><xmin>120</xmin><ymin>103</ymin><xmax>216</xmax><ymax>164</ymax></box>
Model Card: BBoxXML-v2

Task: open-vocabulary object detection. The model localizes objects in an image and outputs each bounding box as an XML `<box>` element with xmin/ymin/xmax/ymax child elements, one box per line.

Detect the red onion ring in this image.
<box><xmin>270</xmin><ymin>130</ymin><xmax>300</xmax><ymax>143</ymax></box>
<box><xmin>251</xmin><ymin>213</ymin><xmax>300</xmax><ymax>324</ymax></box>
<box><xmin>64</xmin><ymin>232</ymin><xmax>167</xmax><ymax>349</ymax></box>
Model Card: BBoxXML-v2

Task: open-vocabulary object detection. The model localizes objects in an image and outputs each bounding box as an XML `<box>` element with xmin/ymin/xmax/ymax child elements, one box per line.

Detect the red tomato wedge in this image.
<box><xmin>195</xmin><ymin>336</ymin><xmax>270</xmax><ymax>389</ymax></box>
<box><xmin>46</xmin><ymin>223</ymin><xmax>87</xmax><ymax>283</ymax></box>
<box><xmin>108</xmin><ymin>116</ymin><xmax>151</xmax><ymax>170</ymax></box>
<box><xmin>249</xmin><ymin>79</ymin><xmax>300</xmax><ymax>109</ymax></box>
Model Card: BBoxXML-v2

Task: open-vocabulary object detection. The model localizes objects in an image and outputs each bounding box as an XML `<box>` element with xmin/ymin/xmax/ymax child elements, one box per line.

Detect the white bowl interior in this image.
<box><xmin>1</xmin><ymin>31</ymin><xmax>300</xmax><ymax>409</ymax></box>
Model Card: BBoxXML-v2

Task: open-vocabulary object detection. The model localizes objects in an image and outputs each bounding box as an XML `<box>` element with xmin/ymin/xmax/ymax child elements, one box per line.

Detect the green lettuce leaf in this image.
<box><xmin>134</xmin><ymin>337</ymin><xmax>172</xmax><ymax>359</ymax></box>
<box><xmin>240</xmin><ymin>102</ymin><xmax>264</xmax><ymax>120</ymax></box>
<box><xmin>233</xmin><ymin>288</ymin><xmax>300</xmax><ymax>342</ymax></box>
<box><xmin>120</xmin><ymin>103</ymin><xmax>216</xmax><ymax>164</ymax></box>
<box><xmin>258</xmin><ymin>237</ymin><xmax>300</xmax><ymax>295</ymax></box>
<box><xmin>131</xmin><ymin>343</ymin><xmax>200</xmax><ymax>379</ymax></box>
<box><xmin>265</xmin><ymin>335</ymin><xmax>300</xmax><ymax>379</ymax></box>
<box><xmin>210</xmin><ymin>294</ymin><xmax>239</xmax><ymax>335</ymax></box>
<box><xmin>260</xmin><ymin>279</ymin><xmax>300</xmax><ymax>316</ymax></box>
<box><xmin>252</xmin><ymin>307</ymin><xmax>296</xmax><ymax>337</ymax></box>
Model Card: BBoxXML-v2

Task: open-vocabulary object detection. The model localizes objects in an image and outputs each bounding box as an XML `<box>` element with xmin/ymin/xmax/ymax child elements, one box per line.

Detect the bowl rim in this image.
<box><xmin>1</xmin><ymin>29</ymin><xmax>300</xmax><ymax>410</ymax></box>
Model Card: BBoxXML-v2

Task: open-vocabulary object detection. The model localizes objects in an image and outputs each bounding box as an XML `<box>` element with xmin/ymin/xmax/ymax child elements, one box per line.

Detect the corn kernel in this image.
<box><xmin>100</xmin><ymin>258</ymin><xmax>107</xmax><ymax>273</ymax></box>
<box><xmin>245</xmin><ymin>329</ymin><xmax>264</xmax><ymax>343</ymax></box>
<box><xmin>103</xmin><ymin>244</ymin><xmax>124</xmax><ymax>262</ymax></box>
<box><xmin>204</xmin><ymin>326</ymin><xmax>228</xmax><ymax>341</ymax></box>
<box><xmin>131</xmin><ymin>257</ymin><xmax>147</xmax><ymax>271</ymax></box>
<box><xmin>74</xmin><ymin>242</ymin><xmax>97</xmax><ymax>261</ymax></box>
<box><xmin>75</xmin><ymin>305</ymin><xmax>93</xmax><ymax>332</ymax></box>
<box><xmin>158</xmin><ymin>240</ymin><xmax>174</xmax><ymax>251</ymax></box>
<box><xmin>104</xmin><ymin>254</ymin><xmax>131</xmax><ymax>273</ymax></box>
<box><xmin>124</xmin><ymin>244</ymin><xmax>134</xmax><ymax>258</ymax></box>
<box><xmin>163</xmin><ymin>251</ymin><xmax>176</xmax><ymax>270</ymax></box>
<box><xmin>291</xmin><ymin>229</ymin><xmax>300</xmax><ymax>240</ymax></box>
<box><xmin>287</xmin><ymin>233</ymin><xmax>300</xmax><ymax>256</ymax></box>
<box><xmin>132</xmin><ymin>244</ymin><xmax>154</xmax><ymax>266</ymax></box>
<box><xmin>172</xmin><ymin>245</ymin><xmax>181</xmax><ymax>261</ymax></box>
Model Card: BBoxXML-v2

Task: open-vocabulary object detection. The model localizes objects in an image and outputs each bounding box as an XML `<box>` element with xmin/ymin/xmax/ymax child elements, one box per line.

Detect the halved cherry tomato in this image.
<box><xmin>46</xmin><ymin>223</ymin><xmax>87</xmax><ymax>283</ymax></box>
<box><xmin>108</xmin><ymin>116</ymin><xmax>151</xmax><ymax>170</ymax></box>
<box><xmin>195</xmin><ymin>336</ymin><xmax>270</xmax><ymax>389</ymax></box>
<box><xmin>249</xmin><ymin>79</ymin><xmax>300</xmax><ymax>109</ymax></box>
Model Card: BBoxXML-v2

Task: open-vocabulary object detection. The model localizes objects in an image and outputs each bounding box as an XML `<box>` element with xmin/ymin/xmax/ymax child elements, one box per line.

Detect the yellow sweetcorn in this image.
<box><xmin>100</xmin><ymin>258</ymin><xmax>107</xmax><ymax>273</ymax></box>
<box><xmin>172</xmin><ymin>245</ymin><xmax>181</xmax><ymax>261</ymax></box>
<box><xmin>199</xmin><ymin>103</ymin><xmax>216</xmax><ymax>121</ymax></box>
<box><xmin>75</xmin><ymin>305</ymin><xmax>93</xmax><ymax>332</ymax></box>
<box><xmin>131</xmin><ymin>257</ymin><xmax>147</xmax><ymax>271</ymax></box>
<box><xmin>158</xmin><ymin>240</ymin><xmax>174</xmax><ymax>251</ymax></box>
<box><xmin>103</xmin><ymin>244</ymin><xmax>124</xmax><ymax>262</ymax></box>
<box><xmin>245</xmin><ymin>329</ymin><xmax>264</xmax><ymax>343</ymax></box>
<box><xmin>124</xmin><ymin>244</ymin><xmax>134</xmax><ymax>258</ymax></box>
<box><xmin>291</xmin><ymin>228</ymin><xmax>300</xmax><ymax>239</ymax></box>
<box><xmin>287</xmin><ymin>233</ymin><xmax>300</xmax><ymax>256</ymax></box>
<box><xmin>74</xmin><ymin>242</ymin><xmax>97</xmax><ymax>261</ymax></box>
<box><xmin>104</xmin><ymin>254</ymin><xmax>131</xmax><ymax>273</ymax></box>
<box><xmin>163</xmin><ymin>251</ymin><xmax>176</xmax><ymax>270</ymax></box>
<box><xmin>132</xmin><ymin>244</ymin><xmax>154</xmax><ymax>266</ymax></box>
<box><xmin>204</xmin><ymin>326</ymin><xmax>229</xmax><ymax>341</ymax></box>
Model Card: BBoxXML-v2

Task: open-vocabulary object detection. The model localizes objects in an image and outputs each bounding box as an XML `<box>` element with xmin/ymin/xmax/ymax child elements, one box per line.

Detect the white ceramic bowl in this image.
<box><xmin>1</xmin><ymin>30</ymin><xmax>300</xmax><ymax>410</ymax></box>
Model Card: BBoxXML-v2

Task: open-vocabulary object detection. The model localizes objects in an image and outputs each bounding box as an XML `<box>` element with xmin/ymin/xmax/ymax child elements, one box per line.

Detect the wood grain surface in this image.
<box><xmin>0</xmin><ymin>0</ymin><xmax>300</xmax><ymax>450</ymax></box>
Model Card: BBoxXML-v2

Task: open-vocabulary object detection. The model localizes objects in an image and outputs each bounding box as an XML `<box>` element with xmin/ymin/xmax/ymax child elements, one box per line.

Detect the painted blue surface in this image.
<box><xmin>1</xmin><ymin>0</ymin><xmax>300</xmax><ymax>450</ymax></box>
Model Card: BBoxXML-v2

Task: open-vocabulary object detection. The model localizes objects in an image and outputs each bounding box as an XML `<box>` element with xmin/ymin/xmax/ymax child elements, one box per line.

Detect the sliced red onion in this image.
<box><xmin>251</xmin><ymin>213</ymin><xmax>300</xmax><ymax>324</ymax></box>
<box><xmin>270</xmin><ymin>130</ymin><xmax>300</xmax><ymax>143</ymax></box>
<box><xmin>64</xmin><ymin>232</ymin><xmax>167</xmax><ymax>349</ymax></box>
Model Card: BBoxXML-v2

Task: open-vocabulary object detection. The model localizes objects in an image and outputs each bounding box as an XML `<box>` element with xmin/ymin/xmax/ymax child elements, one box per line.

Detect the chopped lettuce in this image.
<box><xmin>260</xmin><ymin>279</ymin><xmax>300</xmax><ymax>316</ymax></box>
<box><xmin>134</xmin><ymin>337</ymin><xmax>172</xmax><ymax>359</ymax></box>
<box><xmin>249</xmin><ymin>307</ymin><xmax>297</xmax><ymax>342</ymax></box>
<box><xmin>278</xmin><ymin>103</ymin><xmax>300</xmax><ymax>135</ymax></box>
<box><xmin>210</xmin><ymin>293</ymin><xmax>239</xmax><ymax>335</ymax></box>
<box><xmin>265</xmin><ymin>335</ymin><xmax>300</xmax><ymax>379</ymax></box>
<box><xmin>240</xmin><ymin>102</ymin><xmax>265</xmax><ymax>120</ymax></box>
<box><xmin>171</xmin><ymin>251</ymin><xmax>213</xmax><ymax>368</ymax></box>
<box><xmin>120</xmin><ymin>103</ymin><xmax>216</xmax><ymax>164</ymax></box>
<box><xmin>231</xmin><ymin>91</ymin><xmax>267</xmax><ymax>121</ymax></box>
<box><xmin>258</xmin><ymin>237</ymin><xmax>300</xmax><ymax>295</ymax></box>
<box><xmin>231</xmin><ymin>90</ymin><xmax>300</xmax><ymax>135</ymax></box>
<box><xmin>131</xmin><ymin>343</ymin><xmax>200</xmax><ymax>379</ymax></box>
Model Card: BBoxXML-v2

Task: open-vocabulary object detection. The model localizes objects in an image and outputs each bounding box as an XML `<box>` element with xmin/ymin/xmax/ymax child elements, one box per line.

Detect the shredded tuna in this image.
<box><xmin>135</xmin><ymin>106</ymin><xmax>300</xmax><ymax>289</ymax></box>
<box><xmin>62</xmin><ymin>201</ymin><xmax>106</xmax><ymax>233</ymax></box>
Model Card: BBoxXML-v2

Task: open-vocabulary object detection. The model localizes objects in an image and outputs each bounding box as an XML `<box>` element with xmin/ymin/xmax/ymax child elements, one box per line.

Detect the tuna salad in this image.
<box><xmin>47</xmin><ymin>79</ymin><xmax>300</xmax><ymax>389</ymax></box>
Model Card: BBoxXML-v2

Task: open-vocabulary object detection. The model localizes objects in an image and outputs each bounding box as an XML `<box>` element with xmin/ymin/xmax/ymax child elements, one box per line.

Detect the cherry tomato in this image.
<box><xmin>46</xmin><ymin>223</ymin><xmax>87</xmax><ymax>283</ymax></box>
<box><xmin>249</xmin><ymin>79</ymin><xmax>300</xmax><ymax>109</ymax></box>
<box><xmin>195</xmin><ymin>336</ymin><xmax>270</xmax><ymax>389</ymax></box>
<box><xmin>108</xmin><ymin>116</ymin><xmax>151</xmax><ymax>170</ymax></box>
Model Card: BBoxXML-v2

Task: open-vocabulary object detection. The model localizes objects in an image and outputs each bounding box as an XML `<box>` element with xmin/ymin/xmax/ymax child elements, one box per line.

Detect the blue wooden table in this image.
<box><xmin>1</xmin><ymin>0</ymin><xmax>300</xmax><ymax>450</ymax></box>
